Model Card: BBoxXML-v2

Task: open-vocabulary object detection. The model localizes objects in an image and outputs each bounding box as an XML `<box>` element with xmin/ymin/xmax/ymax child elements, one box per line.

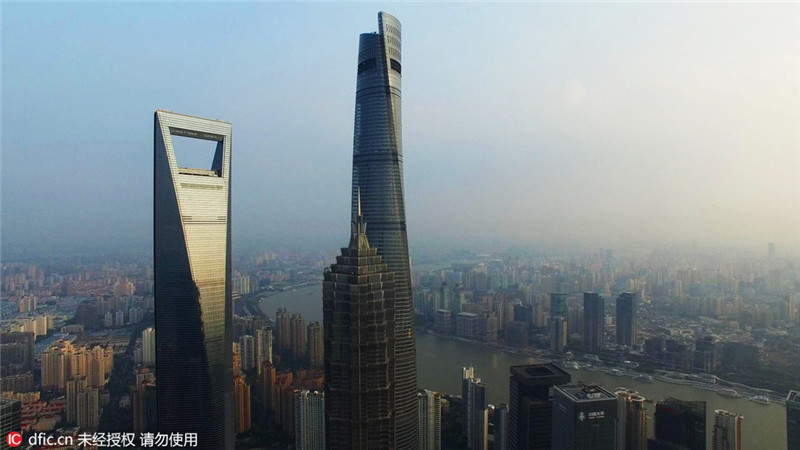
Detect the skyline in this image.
<box><xmin>2</xmin><ymin>3</ymin><xmax>799</xmax><ymax>258</ymax></box>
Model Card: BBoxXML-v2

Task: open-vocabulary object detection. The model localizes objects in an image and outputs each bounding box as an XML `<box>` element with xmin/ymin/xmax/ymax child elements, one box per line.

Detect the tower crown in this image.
<box><xmin>349</xmin><ymin>187</ymin><xmax>370</xmax><ymax>250</ymax></box>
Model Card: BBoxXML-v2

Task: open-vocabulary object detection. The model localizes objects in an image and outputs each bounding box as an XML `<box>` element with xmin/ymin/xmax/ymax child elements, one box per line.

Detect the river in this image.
<box><xmin>261</xmin><ymin>284</ymin><xmax>787</xmax><ymax>449</ymax></box>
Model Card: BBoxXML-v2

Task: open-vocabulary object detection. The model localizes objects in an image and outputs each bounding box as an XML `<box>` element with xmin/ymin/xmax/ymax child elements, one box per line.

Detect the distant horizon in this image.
<box><xmin>3</xmin><ymin>3</ymin><xmax>798</xmax><ymax>259</ymax></box>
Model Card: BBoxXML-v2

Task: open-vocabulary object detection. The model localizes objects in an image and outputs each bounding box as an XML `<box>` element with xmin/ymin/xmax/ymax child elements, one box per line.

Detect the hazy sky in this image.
<box><xmin>2</xmin><ymin>2</ymin><xmax>798</xmax><ymax>257</ymax></box>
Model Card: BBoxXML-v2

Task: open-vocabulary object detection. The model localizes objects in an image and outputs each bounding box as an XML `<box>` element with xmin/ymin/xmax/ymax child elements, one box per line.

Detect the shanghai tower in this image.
<box><xmin>351</xmin><ymin>11</ymin><xmax>418</xmax><ymax>448</ymax></box>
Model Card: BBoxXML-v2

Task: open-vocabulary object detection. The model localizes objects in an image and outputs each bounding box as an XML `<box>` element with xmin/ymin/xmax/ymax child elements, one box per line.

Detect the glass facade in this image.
<box><xmin>154</xmin><ymin>111</ymin><xmax>234</xmax><ymax>450</ymax></box>
<box><xmin>351</xmin><ymin>12</ymin><xmax>418</xmax><ymax>448</ymax></box>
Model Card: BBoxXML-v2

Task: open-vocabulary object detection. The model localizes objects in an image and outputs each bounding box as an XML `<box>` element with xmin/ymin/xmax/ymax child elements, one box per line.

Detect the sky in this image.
<box><xmin>2</xmin><ymin>2</ymin><xmax>799</xmax><ymax>258</ymax></box>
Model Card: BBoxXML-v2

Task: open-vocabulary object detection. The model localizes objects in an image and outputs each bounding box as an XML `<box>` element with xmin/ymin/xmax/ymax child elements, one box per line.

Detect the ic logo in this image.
<box><xmin>6</xmin><ymin>431</ymin><xmax>22</xmax><ymax>447</ymax></box>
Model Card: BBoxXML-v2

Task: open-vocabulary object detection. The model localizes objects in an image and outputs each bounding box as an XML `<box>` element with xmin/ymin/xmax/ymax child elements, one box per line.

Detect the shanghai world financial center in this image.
<box><xmin>153</xmin><ymin>12</ymin><xmax>417</xmax><ymax>449</ymax></box>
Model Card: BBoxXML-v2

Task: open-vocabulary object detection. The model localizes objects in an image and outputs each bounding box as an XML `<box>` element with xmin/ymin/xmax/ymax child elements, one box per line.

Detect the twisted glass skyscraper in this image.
<box><xmin>154</xmin><ymin>111</ymin><xmax>234</xmax><ymax>450</ymax></box>
<box><xmin>351</xmin><ymin>11</ymin><xmax>418</xmax><ymax>448</ymax></box>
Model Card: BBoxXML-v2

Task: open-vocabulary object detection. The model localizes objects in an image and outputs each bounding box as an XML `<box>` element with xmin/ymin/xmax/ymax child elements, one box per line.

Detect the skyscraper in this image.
<box><xmin>255</xmin><ymin>328</ymin><xmax>272</xmax><ymax>374</ymax></box>
<box><xmin>583</xmin><ymin>292</ymin><xmax>605</xmax><ymax>353</ymax></box>
<box><xmin>154</xmin><ymin>110</ymin><xmax>233</xmax><ymax>449</ymax></box>
<box><xmin>615</xmin><ymin>292</ymin><xmax>636</xmax><ymax>348</ymax></box>
<box><xmin>712</xmin><ymin>410</ymin><xmax>742</xmax><ymax>450</ymax></box>
<box><xmin>494</xmin><ymin>403</ymin><xmax>509</xmax><ymax>450</ymax></box>
<box><xmin>508</xmin><ymin>364</ymin><xmax>571</xmax><ymax>450</ymax></box>
<box><xmin>463</xmin><ymin>369</ymin><xmax>488</xmax><ymax>450</ymax></box>
<box><xmin>307</xmin><ymin>321</ymin><xmax>323</xmax><ymax>368</ymax></box>
<box><xmin>276</xmin><ymin>308</ymin><xmax>291</xmax><ymax>353</ymax></box>
<box><xmin>418</xmin><ymin>390</ymin><xmax>442</xmax><ymax>450</ymax></box>
<box><xmin>291</xmin><ymin>314</ymin><xmax>307</xmax><ymax>360</ymax></box>
<box><xmin>295</xmin><ymin>390</ymin><xmax>325</xmax><ymax>450</ymax></box>
<box><xmin>142</xmin><ymin>327</ymin><xmax>156</xmax><ymax>367</ymax></box>
<box><xmin>615</xmin><ymin>389</ymin><xmax>647</xmax><ymax>450</ymax></box>
<box><xmin>239</xmin><ymin>335</ymin><xmax>255</xmax><ymax>371</ymax></box>
<box><xmin>549</xmin><ymin>316</ymin><xmax>567</xmax><ymax>353</ymax></box>
<box><xmin>351</xmin><ymin>12</ymin><xmax>418</xmax><ymax>447</ymax></box>
<box><xmin>234</xmin><ymin>376</ymin><xmax>251</xmax><ymax>434</ymax></box>
<box><xmin>552</xmin><ymin>384</ymin><xmax>617</xmax><ymax>449</ymax></box>
<box><xmin>323</xmin><ymin>198</ymin><xmax>393</xmax><ymax>449</ymax></box>
<box><xmin>787</xmin><ymin>390</ymin><xmax>800</xmax><ymax>450</ymax></box>
<box><xmin>649</xmin><ymin>397</ymin><xmax>706</xmax><ymax>450</ymax></box>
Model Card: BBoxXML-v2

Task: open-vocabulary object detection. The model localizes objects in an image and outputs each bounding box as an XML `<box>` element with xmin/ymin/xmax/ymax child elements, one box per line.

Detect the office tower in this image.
<box><xmin>255</xmin><ymin>328</ymin><xmax>272</xmax><ymax>374</ymax></box>
<box><xmin>234</xmin><ymin>376</ymin><xmax>251</xmax><ymax>434</ymax></box>
<box><xmin>323</xmin><ymin>199</ymin><xmax>393</xmax><ymax>449</ymax></box>
<box><xmin>154</xmin><ymin>110</ymin><xmax>233</xmax><ymax>450</ymax></box>
<box><xmin>615</xmin><ymin>292</ymin><xmax>636</xmax><ymax>348</ymax></box>
<box><xmin>239</xmin><ymin>335</ymin><xmax>255</xmax><ymax>371</ymax></box>
<box><xmin>615</xmin><ymin>389</ymin><xmax>647</xmax><ymax>450</ymax></box>
<box><xmin>788</xmin><ymin>390</ymin><xmax>800</xmax><ymax>449</ymax></box>
<box><xmin>494</xmin><ymin>403</ymin><xmax>509</xmax><ymax>450</ymax></box>
<box><xmin>66</xmin><ymin>376</ymin><xmax>87</xmax><ymax>423</ymax></box>
<box><xmin>142</xmin><ymin>328</ymin><xmax>155</xmax><ymax>367</ymax></box>
<box><xmin>351</xmin><ymin>12</ymin><xmax>418</xmax><ymax>447</ymax></box>
<box><xmin>307</xmin><ymin>321</ymin><xmax>323</xmax><ymax>368</ymax></box>
<box><xmin>276</xmin><ymin>308</ymin><xmax>291</xmax><ymax>353</ymax></box>
<box><xmin>435</xmin><ymin>309</ymin><xmax>452</xmax><ymax>334</ymax></box>
<box><xmin>552</xmin><ymin>384</ymin><xmax>617</xmax><ymax>449</ymax></box>
<box><xmin>77</xmin><ymin>387</ymin><xmax>100</xmax><ymax>431</ymax></box>
<box><xmin>650</xmin><ymin>398</ymin><xmax>706</xmax><ymax>450</ymax></box>
<box><xmin>508</xmin><ymin>364</ymin><xmax>571</xmax><ymax>450</ymax></box>
<box><xmin>550</xmin><ymin>293</ymin><xmax>567</xmax><ymax>318</ymax></box>
<box><xmin>549</xmin><ymin>317</ymin><xmax>567</xmax><ymax>353</ymax></box>
<box><xmin>583</xmin><ymin>292</ymin><xmax>605</xmax><ymax>353</ymax></box>
<box><xmin>712</xmin><ymin>410</ymin><xmax>742</xmax><ymax>450</ymax></box>
<box><xmin>291</xmin><ymin>314</ymin><xmax>307</xmax><ymax>360</ymax></box>
<box><xmin>1</xmin><ymin>397</ymin><xmax>22</xmax><ymax>449</ymax></box>
<box><xmin>418</xmin><ymin>390</ymin><xmax>442</xmax><ymax>450</ymax></box>
<box><xmin>295</xmin><ymin>390</ymin><xmax>325</xmax><ymax>450</ymax></box>
<box><xmin>463</xmin><ymin>373</ymin><xmax>488</xmax><ymax>450</ymax></box>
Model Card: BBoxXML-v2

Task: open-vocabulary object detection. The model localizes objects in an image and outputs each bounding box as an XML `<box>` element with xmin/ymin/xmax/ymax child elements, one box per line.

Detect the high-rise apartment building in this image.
<box><xmin>418</xmin><ymin>390</ymin><xmax>441</xmax><ymax>450</ymax></box>
<box><xmin>307</xmin><ymin>321</ymin><xmax>323</xmax><ymax>368</ymax></box>
<box><xmin>276</xmin><ymin>308</ymin><xmax>291</xmax><ymax>353</ymax></box>
<box><xmin>615</xmin><ymin>292</ymin><xmax>636</xmax><ymax>348</ymax></box>
<box><xmin>77</xmin><ymin>387</ymin><xmax>99</xmax><ymax>431</ymax></box>
<box><xmin>583</xmin><ymin>293</ymin><xmax>605</xmax><ymax>353</ymax></box>
<box><xmin>615</xmin><ymin>389</ymin><xmax>647</xmax><ymax>450</ymax></box>
<box><xmin>462</xmin><ymin>370</ymin><xmax>488</xmax><ymax>450</ymax></box>
<box><xmin>142</xmin><ymin>327</ymin><xmax>156</xmax><ymax>367</ymax></box>
<box><xmin>788</xmin><ymin>390</ymin><xmax>800</xmax><ymax>450</ymax></box>
<box><xmin>712</xmin><ymin>410</ymin><xmax>742</xmax><ymax>450</ymax></box>
<box><xmin>552</xmin><ymin>384</ymin><xmax>617</xmax><ymax>449</ymax></box>
<box><xmin>351</xmin><ymin>12</ymin><xmax>418</xmax><ymax>447</ymax></box>
<box><xmin>66</xmin><ymin>376</ymin><xmax>87</xmax><ymax>423</ymax></box>
<box><xmin>234</xmin><ymin>376</ymin><xmax>251</xmax><ymax>434</ymax></box>
<box><xmin>295</xmin><ymin>390</ymin><xmax>325</xmax><ymax>450</ymax></box>
<box><xmin>154</xmin><ymin>110</ymin><xmax>233</xmax><ymax>449</ymax></box>
<box><xmin>508</xmin><ymin>364</ymin><xmax>571</xmax><ymax>450</ymax></box>
<box><xmin>649</xmin><ymin>398</ymin><xmax>706</xmax><ymax>450</ymax></box>
<box><xmin>290</xmin><ymin>314</ymin><xmax>307</xmax><ymax>360</ymax></box>
<box><xmin>239</xmin><ymin>335</ymin><xmax>255</xmax><ymax>371</ymax></box>
<box><xmin>255</xmin><ymin>328</ymin><xmax>272</xmax><ymax>374</ymax></box>
<box><xmin>323</xmin><ymin>199</ymin><xmax>393</xmax><ymax>449</ymax></box>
